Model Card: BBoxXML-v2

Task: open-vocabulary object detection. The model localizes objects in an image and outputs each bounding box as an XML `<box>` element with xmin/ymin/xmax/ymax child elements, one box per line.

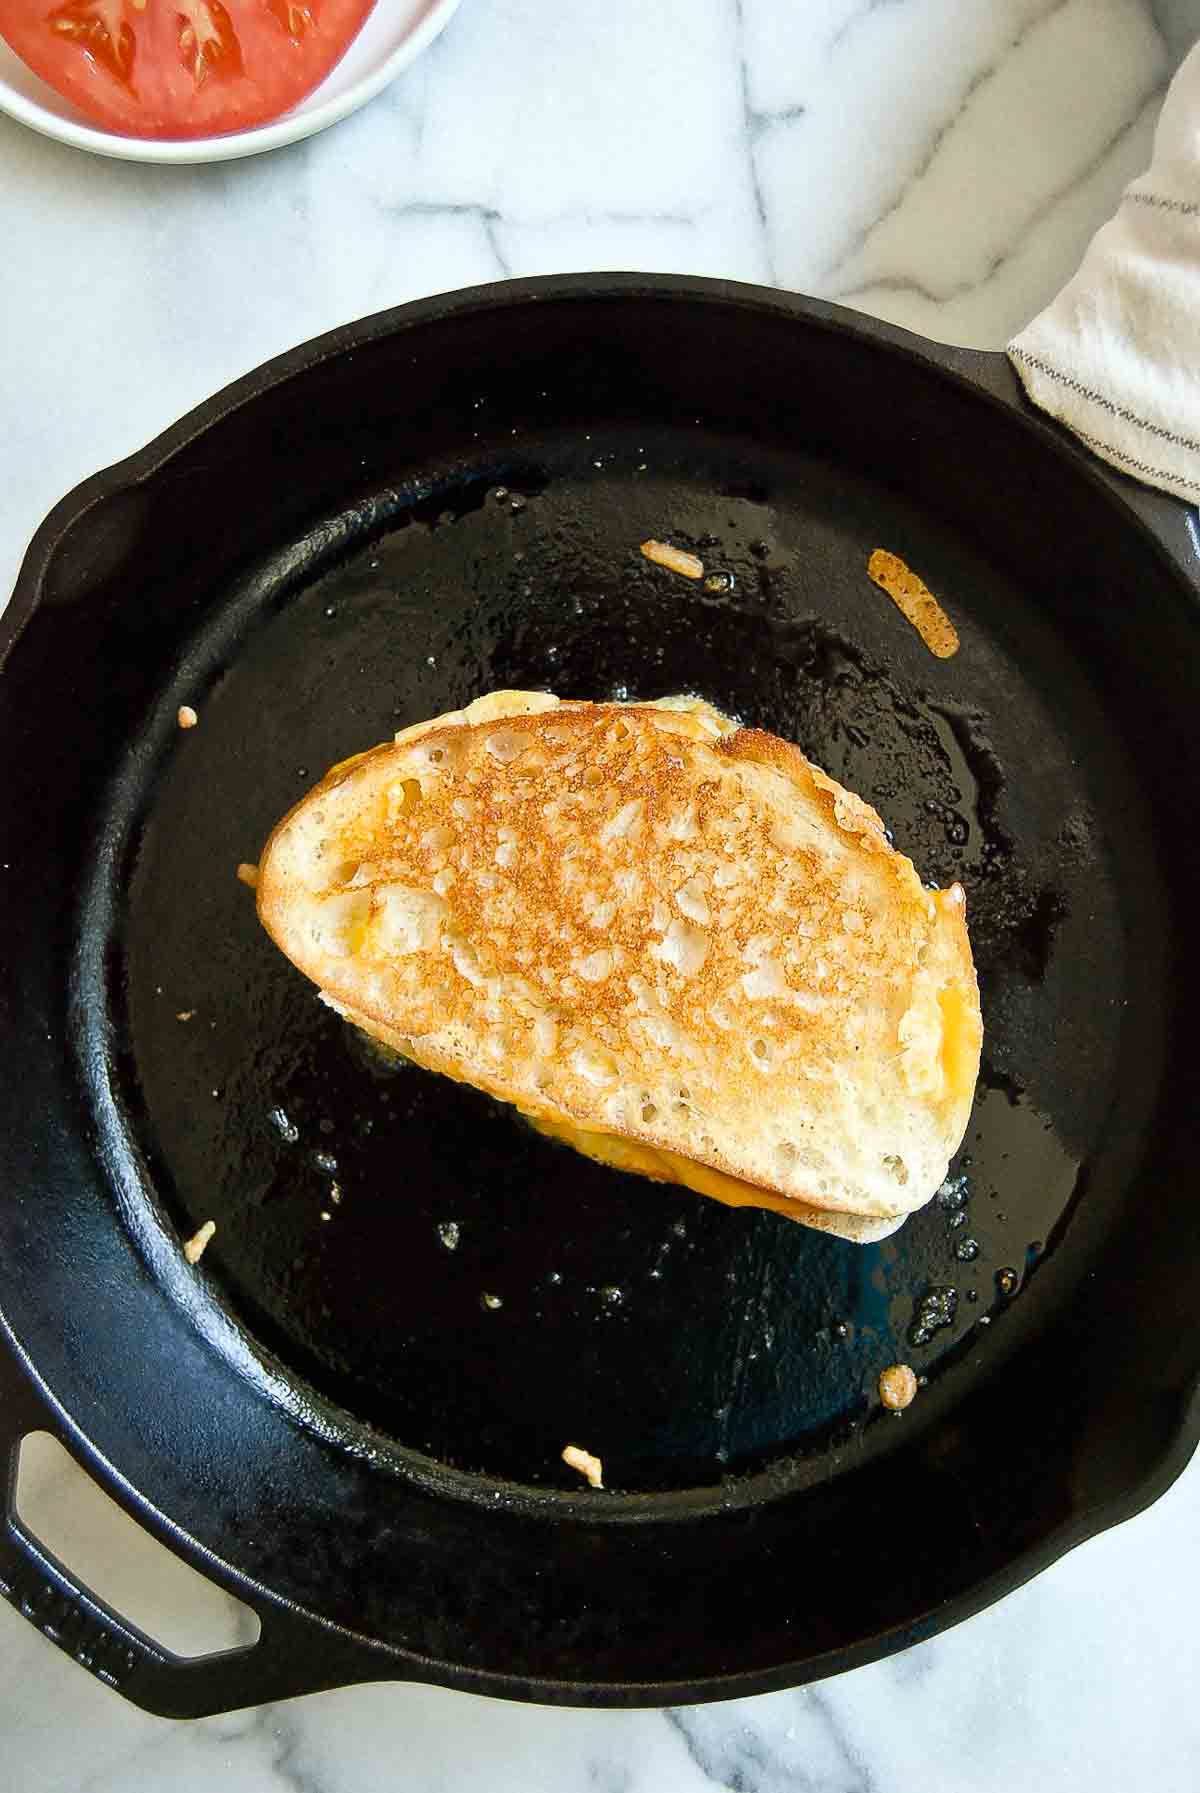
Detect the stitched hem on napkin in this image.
<box><xmin>1006</xmin><ymin>40</ymin><xmax>1200</xmax><ymax>507</ymax></box>
<box><xmin>1009</xmin><ymin>344</ymin><xmax>1200</xmax><ymax>498</ymax></box>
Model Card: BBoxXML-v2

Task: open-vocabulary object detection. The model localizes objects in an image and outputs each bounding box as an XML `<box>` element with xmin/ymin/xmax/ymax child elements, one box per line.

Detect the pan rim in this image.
<box><xmin>8</xmin><ymin>270</ymin><xmax>1194</xmax><ymax>665</ymax></box>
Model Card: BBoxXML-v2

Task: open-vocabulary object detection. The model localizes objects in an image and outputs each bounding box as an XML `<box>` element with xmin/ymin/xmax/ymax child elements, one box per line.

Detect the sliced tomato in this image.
<box><xmin>0</xmin><ymin>0</ymin><xmax>375</xmax><ymax>138</ymax></box>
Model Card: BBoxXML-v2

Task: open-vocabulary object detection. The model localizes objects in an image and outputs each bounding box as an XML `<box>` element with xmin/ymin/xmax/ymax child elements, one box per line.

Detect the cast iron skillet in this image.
<box><xmin>2</xmin><ymin>275</ymin><xmax>1199</xmax><ymax>1718</ymax></box>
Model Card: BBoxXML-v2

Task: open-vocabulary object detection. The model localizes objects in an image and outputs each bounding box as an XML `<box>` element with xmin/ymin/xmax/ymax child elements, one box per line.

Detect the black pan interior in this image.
<box><xmin>2</xmin><ymin>282</ymin><xmax>1198</xmax><ymax>1701</ymax></box>
<box><xmin>118</xmin><ymin>422</ymin><xmax>1139</xmax><ymax>1496</ymax></box>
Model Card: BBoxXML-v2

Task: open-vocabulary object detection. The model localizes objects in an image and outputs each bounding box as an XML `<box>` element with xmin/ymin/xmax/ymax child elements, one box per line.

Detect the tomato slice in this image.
<box><xmin>0</xmin><ymin>0</ymin><xmax>376</xmax><ymax>138</ymax></box>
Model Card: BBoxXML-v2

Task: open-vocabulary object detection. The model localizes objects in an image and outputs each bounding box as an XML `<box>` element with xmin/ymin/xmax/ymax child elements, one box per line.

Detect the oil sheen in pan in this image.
<box><xmin>117</xmin><ymin>439</ymin><xmax>1140</xmax><ymax>1496</ymax></box>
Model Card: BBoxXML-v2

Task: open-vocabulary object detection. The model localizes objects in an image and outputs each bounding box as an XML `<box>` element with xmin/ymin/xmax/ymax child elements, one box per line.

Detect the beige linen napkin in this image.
<box><xmin>1008</xmin><ymin>41</ymin><xmax>1200</xmax><ymax>503</ymax></box>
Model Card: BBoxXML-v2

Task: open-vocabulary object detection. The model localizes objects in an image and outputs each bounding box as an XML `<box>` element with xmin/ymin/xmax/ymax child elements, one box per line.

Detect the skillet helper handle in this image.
<box><xmin>918</xmin><ymin>340</ymin><xmax>1200</xmax><ymax>580</ymax></box>
<box><xmin>0</xmin><ymin>1347</ymin><xmax>388</xmax><ymax>1718</ymax></box>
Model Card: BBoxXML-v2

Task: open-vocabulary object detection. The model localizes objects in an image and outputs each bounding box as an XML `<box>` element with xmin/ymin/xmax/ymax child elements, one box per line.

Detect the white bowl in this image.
<box><xmin>0</xmin><ymin>0</ymin><xmax>462</xmax><ymax>163</ymax></box>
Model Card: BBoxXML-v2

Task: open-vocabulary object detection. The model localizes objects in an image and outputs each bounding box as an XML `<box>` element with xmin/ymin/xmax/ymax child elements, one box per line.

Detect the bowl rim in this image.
<box><xmin>0</xmin><ymin>0</ymin><xmax>463</xmax><ymax>164</ymax></box>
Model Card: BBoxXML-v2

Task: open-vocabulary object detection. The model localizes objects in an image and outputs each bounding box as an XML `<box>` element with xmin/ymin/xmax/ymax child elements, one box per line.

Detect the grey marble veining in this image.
<box><xmin>2</xmin><ymin>1</ymin><xmax>1199</xmax><ymax>1787</ymax></box>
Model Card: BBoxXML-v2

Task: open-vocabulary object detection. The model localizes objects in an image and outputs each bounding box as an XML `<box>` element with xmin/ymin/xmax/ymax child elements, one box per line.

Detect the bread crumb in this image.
<box><xmin>237</xmin><ymin>862</ymin><xmax>260</xmax><ymax>889</ymax></box>
<box><xmin>177</xmin><ymin>705</ymin><xmax>198</xmax><ymax>729</ymax></box>
<box><xmin>176</xmin><ymin>1010</ymin><xmax>195</xmax><ymax>1022</ymax></box>
<box><xmin>879</xmin><ymin>1363</ymin><xmax>918</xmax><ymax>1411</ymax></box>
<box><xmin>640</xmin><ymin>540</ymin><xmax>704</xmax><ymax>580</ymax></box>
<box><xmin>562</xmin><ymin>1444</ymin><xmax>604</xmax><ymax>1488</ymax></box>
<box><xmin>867</xmin><ymin>550</ymin><xmax>959</xmax><ymax>658</ymax></box>
<box><xmin>182</xmin><ymin>1219</ymin><xmax>216</xmax><ymax>1264</ymax></box>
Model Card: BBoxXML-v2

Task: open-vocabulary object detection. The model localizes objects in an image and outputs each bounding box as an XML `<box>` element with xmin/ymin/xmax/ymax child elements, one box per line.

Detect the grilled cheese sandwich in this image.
<box><xmin>257</xmin><ymin>690</ymin><xmax>982</xmax><ymax>1241</ymax></box>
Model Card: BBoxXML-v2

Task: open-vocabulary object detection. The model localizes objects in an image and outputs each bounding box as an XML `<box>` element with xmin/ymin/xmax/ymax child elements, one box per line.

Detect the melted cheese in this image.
<box><xmin>326</xmin><ymin>747</ymin><xmax>375</xmax><ymax>780</ymax></box>
<box><xmin>527</xmin><ymin>1115</ymin><xmax>807</xmax><ymax>1220</ymax></box>
<box><xmin>937</xmin><ymin>985</ymin><xmax>978</xmax><ymax>1107</ymax></box>
<box><xmin>931</xmin><ymin>886</ymin><xmax>982</xmax><ymax>1107</ymax></box>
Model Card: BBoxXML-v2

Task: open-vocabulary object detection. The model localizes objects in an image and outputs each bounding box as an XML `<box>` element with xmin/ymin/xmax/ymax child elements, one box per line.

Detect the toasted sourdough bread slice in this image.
<box><xmin>257</xmin><ymin>691</ymin><xmax>982</xmax><ymax>1241</ymax></box>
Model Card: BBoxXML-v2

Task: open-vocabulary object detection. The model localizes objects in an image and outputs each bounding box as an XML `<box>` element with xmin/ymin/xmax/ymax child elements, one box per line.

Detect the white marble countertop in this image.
<box><xmin>3</xmin><ymin>1</ymin><xmax>1200</xmax><ymax>1787</ymax></box>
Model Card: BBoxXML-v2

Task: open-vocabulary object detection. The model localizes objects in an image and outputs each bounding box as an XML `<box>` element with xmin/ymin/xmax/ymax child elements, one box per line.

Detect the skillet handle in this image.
<box><xmin>916</xmin><ymin>340</ymin><xmax>1200</xmax><ymax>580</ymax></box>
<box><xmin>0</xmin><ymin>1346</ymin><xmax>395</xmax><ymax>1718</ymax></box>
